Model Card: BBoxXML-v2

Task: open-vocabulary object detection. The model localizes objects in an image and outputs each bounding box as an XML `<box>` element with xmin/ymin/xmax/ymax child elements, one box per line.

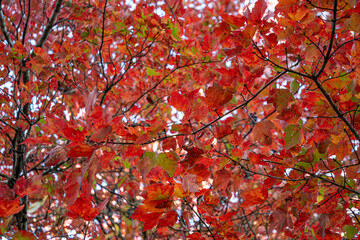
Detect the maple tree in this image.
<box><xmin>0</xmin><ymin>0</ymin><xmax>360</xmax><ymax>239</ymax></box>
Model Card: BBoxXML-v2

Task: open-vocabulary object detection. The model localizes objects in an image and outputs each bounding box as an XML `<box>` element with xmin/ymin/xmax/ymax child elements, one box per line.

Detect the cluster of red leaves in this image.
<box><xmin>0</xmin><ymin>0</ymin><xmax>360</xmax><ymax>239</ymax></box>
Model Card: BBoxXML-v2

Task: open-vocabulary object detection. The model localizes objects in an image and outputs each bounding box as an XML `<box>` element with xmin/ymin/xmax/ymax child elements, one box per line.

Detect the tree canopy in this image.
<box><xmin>1</xmin><ymin>0</ymin><xmax>360</xmax><ymax>239</ymax></box>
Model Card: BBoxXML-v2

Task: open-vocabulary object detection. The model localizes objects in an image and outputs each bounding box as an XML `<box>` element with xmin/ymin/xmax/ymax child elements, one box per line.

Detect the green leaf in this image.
<box><xmin>284</xmin><ymin>124</ymin><xmax>301</xmax><ymax>149</ymax></box>
<box><xmin>343</xmin><ymin>225</ymin><xmax>358</xmax><ymax>239</ymax></box>
<box><xmin>39</xmin><ymin>118</ymin><xmax>46</xmax><ymax>124</ymax></box>
<box><xmin>290</xmin><ymin>80</ymin><xmax>300</xmax><ymax>93</ymax></box>
<box><xmin>157</xmin><ymin>151</ymin><xmax>179</xmax><ymax>177</ymax></box>
<box><xmin>168</xmin><ymin>20</ymin><xmax>181</xmax><ymax>41</ymax></box>
<box><xmin>146</xmin><ymin>67</ymin><xmax>161</xmax><ymax>76</ymax></box>
<box><xmin>123</xmin><ymin>160</ymin><xmax>131</xmax><ymax>169</ymax></box>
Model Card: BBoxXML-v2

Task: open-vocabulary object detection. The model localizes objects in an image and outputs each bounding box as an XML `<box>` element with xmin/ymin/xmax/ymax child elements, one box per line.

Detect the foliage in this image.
<box><xmin>0</xmin><ymin>0</ymin><xmax>360</xmax><ymax>239</ymax></box>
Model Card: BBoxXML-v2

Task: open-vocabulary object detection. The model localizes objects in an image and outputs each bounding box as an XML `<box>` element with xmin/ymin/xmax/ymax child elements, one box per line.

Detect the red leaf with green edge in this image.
<box><xmin>12</xmin><ymin>41</ymin><xmax>28</xmax><ymax>57</ymax></box>
<box><xmin>231</xmin><ymin>147</ymin><xmax>244</xmax><ymax>159</ymax></box>
<box><xmin>13</xmin><ymin>230</ymin><xmax>36</xmax><ymax>240</ymax></box>
<box><xmin>157</xmin><ymin>211</ymin><xmax>178</xmax><ymax>228</ymax></box>
<box><xmin>14</xmin><ymin>175</ymin><xmax>42</xmax><ymax>198</ymax></box>
<box><xmin>67</xmin><ymin>144</ymin><xmax>95</xmax><ymax>158</ymax></box>
<box><xmin>157</xmin><ymin>151</ymin><xmax>179</xmax><ymax>177</ymax></box>
<box><xmin>204</xmin><ymin>82</ymin><xmax>233</xmax><ymax>109</ymax></box>
<box><xmin>0</xmin><ymin>198</ymin><xmax>24</xmax><ymax>218</ymax></box>
<box><xmin>252</xmin><ymin>119</ymin><xmax>275</xmax><ymax>146</ymax></box>
<box><xmin>241</xmin><ymin>187</ymin><xmax>268</xmax><ymax>207</ymax></box>
<box><xmin>213</xmin><ymin>169</ymin><xmax>231</xmax><ymax>191</ymax></box>
<box><xmin>66</xmin><ymin>195</ymin><xmax>99</xmax><ymax>221</ymax></box>
<box><xmin>284</xmin><ymin>124</ymin><xmax>301</xmax><ymax>150</ymax></box>
<box><xmin>268</xmin><ymin>88</ymin><xmax>295</xmax><ymax>113</ymax></box>
<box><xmin>144</xmin><ymin>183</ymin><xmax>174</xmax><ymax>202</ymax></box>
<box><xmin>137</xmin><ymin>151</ymin><xmax>157</xmax><ymax>178</ymax></box>
<box><xmin>168</xmin><ymin>91</ymin><xmax>189</xmax><ymax>112</ymax></box>
<box><xmin>171</xmin><ymin>123</ymin><xmax>192</xmax><ymax>134</ymax></box>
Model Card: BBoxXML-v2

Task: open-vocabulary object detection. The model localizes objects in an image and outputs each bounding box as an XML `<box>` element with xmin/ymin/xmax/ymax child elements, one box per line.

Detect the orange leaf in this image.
<box><xmin>0</xmin><ymin>198</ymin><xmax>24</xmax><ymax>218</ymax></box>
<box><xmin>241</xmin><ymin>187</ymin><xmax>268</xmax><ymax>207</ymax></box>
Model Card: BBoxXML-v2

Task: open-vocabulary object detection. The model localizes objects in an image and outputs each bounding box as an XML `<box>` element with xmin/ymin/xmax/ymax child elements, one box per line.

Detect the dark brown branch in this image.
<box><xmin>314</xmin><ymin>0</ymin><xmax>337</xmax><ymax>78</ymax></box>
<box><xmin>0</xmin><ymin>1</ymin><xmax>13</xmax><ymax>46</ymax></box>
<box><xmin>22</xmin><ymin>0</ymin><xmax>31</xmax><ymax>44</ymax></box>
<box><xmin>36</xmin><ymin>0</ymin><xmax>64</xmax><ymax>47</ymax></box>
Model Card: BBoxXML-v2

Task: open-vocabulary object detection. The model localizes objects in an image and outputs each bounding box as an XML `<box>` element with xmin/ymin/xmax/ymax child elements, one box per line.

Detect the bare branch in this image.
<box><xmin>0</xmin><ymin>2</ymin><xmax>13</xmax><ymax>46</ymax></box>
<box><xmin>36</xmin><ymin>0</ymin><xmax>64</xmax><ymax>48</ymax></box>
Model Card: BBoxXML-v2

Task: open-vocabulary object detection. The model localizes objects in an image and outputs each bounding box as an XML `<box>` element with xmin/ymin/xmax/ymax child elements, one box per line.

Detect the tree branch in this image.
<box><xmin>0</xmin><ymin>2</ymin><xmax>13</xmax><ymax>46</ymax></box>
<box><xmin>36</xmin><ymin>0</ymin><xmax>64</xmax><ymax>48</ymax></box>
<box><xmin>314</xmin><ymin>0</ymin><xmax>337</xmax><ymax>78</ymax></box>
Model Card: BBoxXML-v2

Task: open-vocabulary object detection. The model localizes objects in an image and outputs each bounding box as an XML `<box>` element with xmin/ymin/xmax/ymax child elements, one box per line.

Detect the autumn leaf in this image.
<box><xmin>66</xmin><ymin>195</ymin><xmax>99</xmax><ymax>221</ymax></box>
<box><xmin>241</xmin><ymin>187</ymin><xmax>268</xmax><ymax>207</ymax></box>
<box><xmin>157</xmin><ymin>210</ymin><xmax>178</xmax><ymax>228</ymax></box>
<box><xmin>284</xmin><ymin>124</ymin><xmax>301</xmax><ymax>149</ymax></box>
<box><xmin>13</xmin><ymin>230</ymin><xmax>36</xmax><ymax>240</ymax></box>
<box><xmin>182</xmin><ymin>174</ymin><xmax>199</xmax><ymax>192</ymax></box>
<box><xmin>157</xmin><ymin>151</ymin><xmax>179</xmax><ymax>177</ymax></box>
<box><xmin>67</xmin><ymin>144</ymin><xmax>95</xmax><ymax>158</ymax></box>
<box><xmin>168</xmin><ymin>91</ymin><xmax>189</xmax><ymax>112</ymax></box>
<box><xmin>268</xmin><ymin>88</ymin><xmax>295</xmax><ymax>113</ymax></box>
<box><xmin>204</xmin><ymin>82</ymin><xmax>233</xmax><ymax>109</ymax></box>
<box><xmin>14</xmin><ymin>175</ymin><xmax>42</xmax><ymax>198</ymax></box>
<box><xmin>252</xmin><ymin>119</ymin><xmax>275</xmax><ymax>145</ymax></box>
<box><xmin>213</xmin><ymin>169</ymin><xmax>231</xmax><ymax>191</ymax></box>
<box><xmin>0</xmin><ymin>198</ymin><xmax>24</xmax><ymax>218</ymax></box>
